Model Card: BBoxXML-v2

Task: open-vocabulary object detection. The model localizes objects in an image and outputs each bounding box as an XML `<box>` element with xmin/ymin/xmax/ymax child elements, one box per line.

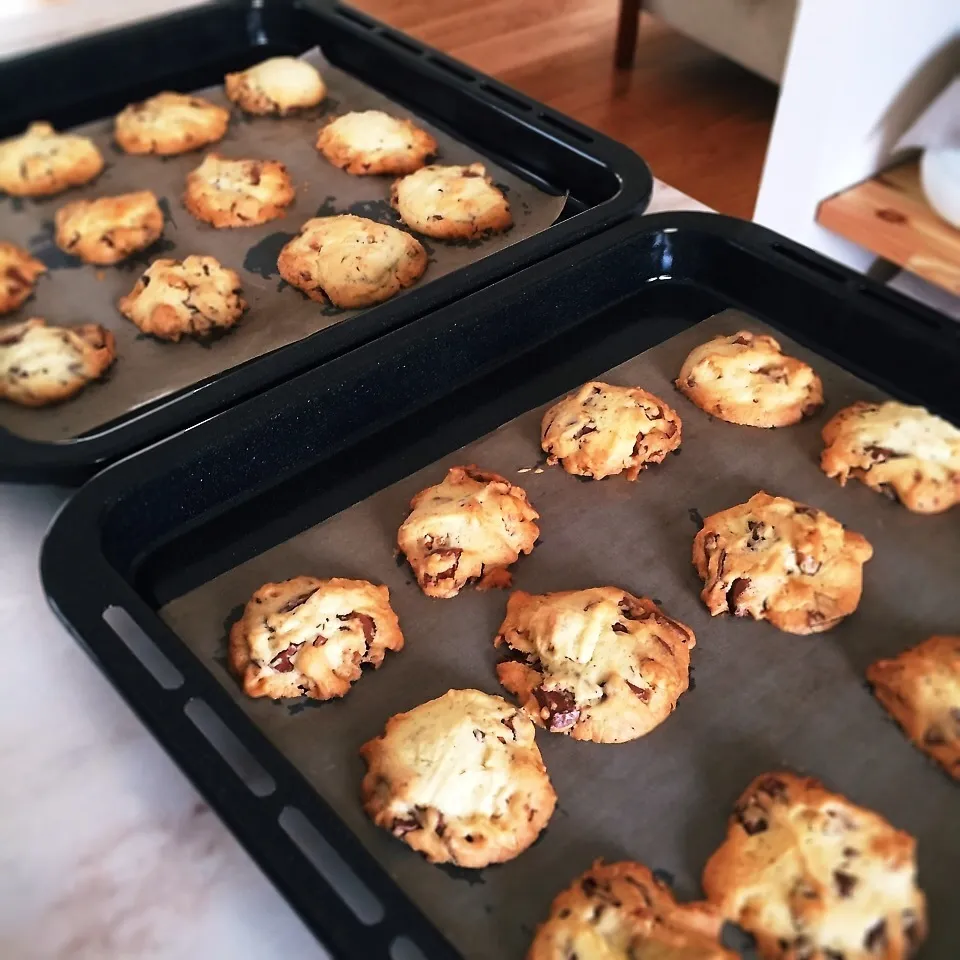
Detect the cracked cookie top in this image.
<box><xmin>703</xmin><ymin>772</ymin><xmax>926</xmax><ymax>960</ymax></box>
<box><xmin>118</xmin><ymin>255</ymin><xmax>246</xmax><ymax>341</ymax></box>
<box><xmin>676</xmin><ymin>330</ymin><xmax>823</xmax><ymax>428</ymax></box>
<box><xmin>541</xmin><ymin>381</ymin><xmax>682</xmax><ymax>480</ymax></box>
<box><xmin>360</xmin><ymin>688</ymin><xmax>556</xmax><ymax>868</ymax></box>
<box><xmin>397</xmin><ymin>465</ymin><xmax>540</xmax><ymax>599</ymax></box>
<box><xmin>692</xmin><ymin>492</ymin><xmax>873</xmax><ymax>635</ymax></box>
<box><xmin>228</xmin><ymin>576</ymin><xmax>404</xmax><ymax>700</ymax></box>
<box><xmin>495</xmin><ymin>587</ymin><xmax>695</xmax><ymax>743</ymax></box>
<box><xmin>529</xmin><ymin>860</ymin><xmax>735</xmax><ymax>960</ymax></box>
<box><xmin>821</xmin><ymin>401</ymin><xmax>960</xmax><ymax>514</ymax></box>
<box><xmin>184</xmin><ymin>153</ymin><xmax>294</xmax><ymax>228</ymax></box>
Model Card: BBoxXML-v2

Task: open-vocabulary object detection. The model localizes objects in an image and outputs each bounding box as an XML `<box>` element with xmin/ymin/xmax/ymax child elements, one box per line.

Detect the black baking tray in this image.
<box><xmin>42</xmin><ymin>213</ymin><xmax>960</xmax><ymax>959</ymax></box>
<box><xmin>0</xmin><ymin>0</ymin><xmax>652</xmax><ymax>485</ymax></box>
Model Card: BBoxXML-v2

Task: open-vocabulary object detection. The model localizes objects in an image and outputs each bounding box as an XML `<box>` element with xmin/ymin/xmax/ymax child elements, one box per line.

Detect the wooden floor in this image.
<box><xmin>358</xmin><ymin>0</ymin><xmax>779</xmax><ymax>218</ymax></box>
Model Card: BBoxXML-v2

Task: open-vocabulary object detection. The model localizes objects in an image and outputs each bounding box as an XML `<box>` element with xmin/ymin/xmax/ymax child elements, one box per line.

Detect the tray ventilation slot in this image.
<box><xmin>426</xmin><ymin>55</ymin><xmax>476</xmax><ymax>83</ymax></box>
<box><xmin>183</xmin><ymin>698</ymin><xmax>275</xmax><ymax>797</ymax></box>
<box><xmin>537</xmin><ymin>111</ymin><xmax>593</xmax><ymax>144</ymax></box>
<box><xmin>278</xmin><ymin>806</ymin><xmax>384</xmax><ymax>925</ymax></box>
<box><xmin>381</xmin><ymin>31</ymin><xmax>424</xmax><ymax>56</ymax></box>
<box><xmin>855</xmin><ymin>284</ymin><xmax>945</xmax><ymax>332</ymax></box>
<box><xmin>391</xmin><ymin>936</ymin><xmax>430</xmax><ymax>960</ymax></box>
<box><xmin>102</xmin><ymin>606</ymin><xmax>183</xmax><ymax>690</ymax></box>
<box><xmin>334</xmin><ymin>5</ymin><xmax>376</xmax><ymax>29</ymax></box>
<box><xmin>770</xmin><ymin>242</ymin><xmax>847</xmax><ymax>285</ymax></box>
<box><xmin>479</xmin><ymin>83</ymin><xmax>532</xmax><ymax>113</ymax></box>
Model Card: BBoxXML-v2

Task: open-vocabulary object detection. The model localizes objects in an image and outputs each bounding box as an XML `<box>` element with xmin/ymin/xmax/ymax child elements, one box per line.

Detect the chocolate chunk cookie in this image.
<box><xmin>0</xmin><ymin>318</ymin><xmax>115</xmax><ymax>406</ymax></box>
<box><xmin>703</xmin><ymin>772</ymin><xmax>927</xmax><ymax>960</ymax></box>
<box><xmin>397</xmin><ymin>465</ymin><xmax>540</xmax><ymax>599</ymax></box>
<box><xmin>692</xmin><ymin>492</ymin><xmax>873</xmax><ymax>635</ymax></box>
<box><xmin>390</xmin><ymin>162</ymin><xmax>512</xmax><ymax>239</ymax></box>
<box><xmin>0</xmin><ymin>122</ymin><xmax>103</xmax><ymax>197</ymax></box>
<box><xmin>316</xmin><ymin>110</ymin><xmax>437</xmax><ymax>176</ymax></box>
<box><xmin>0</xmin><ymin>242</ymin><xmax>45</xmax><ymax>315</ymax></box>
<box><xmin>228</xmin><ymin>576</ymin><xmax>404</xmax><ymax>700</ymax></box>
<box><xmin>541</xmin><ymin>381</ymin><xmax>683</xmax><ymax>480</ymax></box>
<box><xmin>360</xmin><ymin>688</ymin><xmax>556</xmax><ymax>868</ymax></box>
<box><xmin>54</xmin><ymin>190</ymin><xmax>164</xmax><ymax>265</ymax></box>
<box><xmin>821</xmin><ymin>401</ymin><xmax>960</xmax><ymax>514</ymax></box>
<box><xmin>529</xmin><ymin>860</ymin><xmax>736</xmax><ymax>960</ymax></box>
<box><xmin>114</xmin><ymin>92</ymin><xmax>229</xmax><ymax>156</ymax></box>
<box><xmin>277</xmin><ymin>214</ymin><xmax>427</xmax><ymax>308</ymax></box>
<box><xmin>676</xmin><ymin>330</ymin><xmax>824</xmax><ymax>427</ymax></box>
<box><xmin>225</xmin><ymin>56</ymin><xmax>326</xmax><ymax>115</ymax></box>
<box><xmin>184</xmin><ymin>154</ymin><xmax>294</xmax><ymax>228</ymax></box>
<box><xmin>867</xmin><ymin>635</ymin><xmax>960</xmax><ymax>781</ymax></box>
<box><xmin>118</xmin><ymin>255</ymin><xmax>246</xmax><ymax>341</ymax></box>
<box><xmin>495</xmin><ymin>587</ymin><xmax>695</xmax><ymax>743</ymax></box>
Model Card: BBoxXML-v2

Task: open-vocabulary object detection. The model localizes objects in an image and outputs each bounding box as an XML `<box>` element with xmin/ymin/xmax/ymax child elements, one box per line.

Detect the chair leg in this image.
<box><xmin>614</xmin><ymin>0</ymin><xmax>642</xmax><ymax>69</ymax></box>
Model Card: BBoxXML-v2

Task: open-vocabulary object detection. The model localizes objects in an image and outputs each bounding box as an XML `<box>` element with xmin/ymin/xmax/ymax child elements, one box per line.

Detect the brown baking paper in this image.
<box><xmin>160</xmin><ymin>311</ymin><xmax>960</xmax><ymax>960</ymax></box>
<box><xmin>0</xmin><ymin>49</ymin><xmax>566</xmax><ymax>442</ymax></box>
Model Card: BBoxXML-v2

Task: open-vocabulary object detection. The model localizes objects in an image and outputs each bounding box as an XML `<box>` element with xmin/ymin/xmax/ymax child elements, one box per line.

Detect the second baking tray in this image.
<box><xmin>42</xmin><ymin>213</ymin><xmax>960</xmax><ymax>959</ymax></box>
<box><xmin>0</xmin><ymin>0</ymin><xmax>652</xmax><ymax>483</ymax></box>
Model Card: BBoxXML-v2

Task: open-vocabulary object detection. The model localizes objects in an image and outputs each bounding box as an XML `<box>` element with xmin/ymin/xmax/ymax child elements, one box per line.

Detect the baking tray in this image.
<box><xmin>42</xmin><ymin>213</ymin><xmax>960</xmax><ymax>960</ymax></box>
<box><xmin>0</xmin><ymin>0</ymin><xmax>652</xmax><ymax>483</ymax></box>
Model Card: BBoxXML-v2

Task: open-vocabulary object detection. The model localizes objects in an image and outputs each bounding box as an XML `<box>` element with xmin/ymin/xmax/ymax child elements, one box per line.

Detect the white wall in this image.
<box><xmin>753</xmin><ymin>0</ymin><xmax>960</xmax><ymax>271</ymax></box>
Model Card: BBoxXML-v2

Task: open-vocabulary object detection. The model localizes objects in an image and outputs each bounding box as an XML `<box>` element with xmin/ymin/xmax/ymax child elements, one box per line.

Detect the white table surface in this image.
<box><xmin>0</xmin><ymin>5</ymin><xmax>709</xmax><ymax>958</ymax></box>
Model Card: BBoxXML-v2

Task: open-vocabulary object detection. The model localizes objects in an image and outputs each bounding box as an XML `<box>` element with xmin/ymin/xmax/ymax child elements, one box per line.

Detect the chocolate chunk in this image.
<box><xmin>758</xmin><ymin>364</ymin><xmax>787</xmax><ymax>383</ymax></box>
<box><xmin>270</xmin><ymin>641</ymin><xmax>304</xmax><ymax>672</ymax></box>
<box><xmin>756</xmin><ymin>776</ymin><xmax>788</xmax><ymax>799</ymax></box>
<box><xmin>278</xmin><ymin>589</ymin><xmax>317</xmax><ymax>614</ymax></box>
<box><xmin>726</xmin><ymin>577</ymin><xmax>751</xmax><ymax>615</ymax></box>
<box><xmin>618</xmin><ymin>596</ymin><xmax>645</xmax><ymax>621</ymax></box>
<box><xmin>865</xmin><ymin>444</ymin><xmax>904</xmax><ymax>463</ymax></box>
<box><xmin>337</xmin><ymin>611</ymin><xmax>377</xmax><ymax>645</ymax></box>
<box><xmin>732</xmin><ymin>334</ymin><xmax>753</xmax><ymax>345</ymax></box>
<box><xmin>612</xmin><ymin>622</ymin><xmax>630</xmax><ymax>634</ymax></box>
<box><xmin>794</xmin><ymin>504</ymin><xmax>818</xmax><ymax>517</ymax></box>
<box><xmin>734</xmin><ymin>802</ymin><xmax>768</xmax><ymax>835</ymax></box>
<box><xmin>902</xmin><ymin>910</ymin><xmax>923</xmax><ymax>954</ymax></box>
<box><xmin>864</xmin><ymin>919</ymin><xmax>887</xmax><ymax>951</ymax></box>
<box><xmin>501</xmin><ymin>714</ymin><xmax>518</xmax><ymax>738</ymax></box>
<box><xmin>533</xmin><ymin>687</ymin><xmax>580</xmax><ymax>732</ymax></box>
<box><xmin>424</xmin><ymin>548</ymin><xmax>463</xmax><ymax>585</ymax></box>
<box><xmin>834</xmin><ymin>870</ymin><xmax>857</xmax><ymax>897</ymax></box>
<box><xmin>572</xmin><ymin>424</ymin><xmax>597</xmax><ymax>440</ymax></box>
<box><xmin>625</xmin><ymin>680</ymin><xmax>651</xmax><ymax>703</ymax></box>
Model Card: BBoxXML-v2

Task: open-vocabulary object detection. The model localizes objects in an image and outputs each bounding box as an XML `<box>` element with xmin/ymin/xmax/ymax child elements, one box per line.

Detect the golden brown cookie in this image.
<box><xmin>703</xmin><ymin>772</ymin><xmax>927</xmax><ymax>960</ymax></box>
<box><xmin>495</xmin><ymin>588</ymin><xmax>695</xmax><ymax>743</ymax></box>
<box><xmin>0</xmin><ymin>122</ymin><xmax>103</xmax><ymax>197</ymax></box>
<box><xmin>360</xmin><ymin>688</ymin><xmax>556</xmax><ymax>868</ymax></box>
<box><xmin>54</xmin><ymin>190</ymin><xmax>164</xmax><ymax>266</ymax></box>
<box><xmin>0</xmin><ymin>242</ymin><xmax>45</xmax><ymax>315</ymax></box>
<box><xmin>397</xmin><ymin>465</ymin><xmax>540</xmax><ymax>599</ymax></box>
<box><xmin>821</xmin><ymin>401</ymin><xmax>960</xmax><ymax>514</ymax></box>
<box><xmin>529</xmin><ymin>860</ymin><xmax>736</xmax><ymax>960</ymax></box>
<box><xmin>228</xmin><ymin>576</ymin><xmax>404</xmax><ymax>701</ymax></box>
<box><xmin>276</xmin><ymin>214</ymin><xmax>427</xmax><ymax>309</ymax></box>
<box><xmin>184</xmin><ymin>154</ymin><xmax>294</xmax><ymax>228</ymax></box>
<box><xmin>676</xmin><ymin>330</ymin><xmax>824</xmax><ymax>427</ymax></box>
<box><xmin>692</xmin><ymin>492</ymin><xmax>873</xmax><ymax>635</ymax></box>
<box><xmin>0</xmin><ymin>318</ymin><xmax>115</xmax><ymax>407</ymax></box>
<box><xmin>390</xmin><ymin>162</ymin><xmax>512</xmax><ymax>239</ymax></box>
<box><xmin>114</xmin><ymin>92</ymin><xmax>229</xmax><ymax>156</ymax></box>
<box><xmin>541</xmin><ymin>381</ymin><xmax>683</xmax><ymax>480</ymax></box>
<box><xmin>316</xmin><ymin>110</ymin><xmax>437</xmax><ymax>176</ymax></box>
<box><xmin>867</xmin><ymin>635</ymin><xmax>960</xmax><ymax>781</ymax></box>
<box><xmin>118</xmin><ymin>255</ymin><xmax>246</xmax><ymax>342</ymax></box>
<box><xmin>225</xmin><ymin>56</ymin><xmax>326</xmax><ymax>115</ymax></box>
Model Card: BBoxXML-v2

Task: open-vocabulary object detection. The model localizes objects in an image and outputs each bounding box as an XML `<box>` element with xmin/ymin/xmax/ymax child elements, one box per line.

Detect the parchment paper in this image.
<box><xmin>0</xmin><ymin>49</ymin><xmax>565</xmax><ymax>442</ymax></box>
<box><xmin>160</xmin><ymin>311</ymin><xmax>960</xmax><ymax>960</ymax></box>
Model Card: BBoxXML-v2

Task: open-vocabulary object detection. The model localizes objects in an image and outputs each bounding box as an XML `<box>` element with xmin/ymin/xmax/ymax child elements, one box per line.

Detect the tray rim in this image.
<box><xmin>0</xmin><ymin>0</ymin><xmax>653</xmax><ymax>484</ymax></box>
<box><xmin>41</xmin><ymin>211</ymin><xmax>960</xmax><ymax>960</ymax></box>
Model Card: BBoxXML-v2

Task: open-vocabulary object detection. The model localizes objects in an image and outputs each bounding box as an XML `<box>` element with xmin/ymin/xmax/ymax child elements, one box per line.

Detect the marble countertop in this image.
<box><xmin>0</xmin><ymin>5</ymin><xmax>709</xmax><ymax>958</ymax></box>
